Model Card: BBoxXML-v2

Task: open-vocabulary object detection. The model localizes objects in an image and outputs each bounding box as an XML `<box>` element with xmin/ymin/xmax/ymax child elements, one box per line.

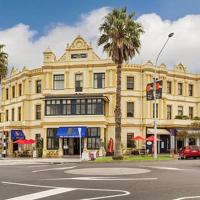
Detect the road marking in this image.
<box><xmin>32</xmin><ymin>166</ymin><xmax>76</xmax><ymax>173</ymax></box>
<box><xmin>44</xmin><ymin>176</ymin><xmax>158</xmax><ymax>181</ymax></box>
<box><xmin>27</xmin><ymin>165</ymin><xmax>49</xmax><ymax>168</ymax></box>
<box><xmin>173</xmin><ymin>196</ymin><xmax>200</xmax><ymax>200</ymax></box>
<box><xmin>2</xmin><ymin>181</ymin><xmax>130</xmax><ymax>200</ymax></box>
<box><xmin>2</xmin><ymin>181</ymin><xmax>58</xmax><ymax>189</ymax></box>
<box><xmin>76</xmin><ymin>188</ymin><xmax>130</xmax><ymax>200</ymax></box>
<box><xmin>4</xmin><ymin>188</ymin><xmax>75</xmax><ymax>200</ymax></box>
<box><xmin>142</xmin><ymin>166</ymin><xmax>183</xmax><ymax>171</ymax></box>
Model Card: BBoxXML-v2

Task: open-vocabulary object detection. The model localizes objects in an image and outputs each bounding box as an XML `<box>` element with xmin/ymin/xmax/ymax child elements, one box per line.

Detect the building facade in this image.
<box><xmin>0</xmin><ymin>36</ymin><xmax>200</xmax><ymax>157</ymax></box>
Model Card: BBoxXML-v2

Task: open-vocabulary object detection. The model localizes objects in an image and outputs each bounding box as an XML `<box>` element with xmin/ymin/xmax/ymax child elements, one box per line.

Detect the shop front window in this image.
<box><xmin>87</xmin><ymin>128</ymin><xmax>100</xmax><ymax>149</ymax></box>
<box><xmin>47</xmin><ymin>128</ymin><xmax>59</xmax><ymax>150</ymax></box>
<box><xmin>189</xmin><ymin>138</ymin><xmax>196</xmax><ymax>146</ymax></box>
<box><xmin>127</xmin><ymin>133</ymin><xmax>135</xmax><ymax>148</ymax></box>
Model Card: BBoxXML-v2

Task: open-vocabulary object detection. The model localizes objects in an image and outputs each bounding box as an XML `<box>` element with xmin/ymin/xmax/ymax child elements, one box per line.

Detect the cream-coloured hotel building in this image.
<box><xmin>0</xmin><ymin>36</ymin><xmax>200</xmax><ymax>157</ymax></box>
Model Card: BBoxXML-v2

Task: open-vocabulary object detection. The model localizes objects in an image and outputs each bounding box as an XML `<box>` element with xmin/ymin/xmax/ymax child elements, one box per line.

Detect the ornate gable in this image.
<box><xmin>58</xmin><ymin>35</ymin><xmax>100</xmax><ymax>63</ymax></box>
<box><xmin>68</xmin><ymin>35</ymin><xmax>92</xmax><ymax>51</ymax></box>
<box><xmin>174</xmin><ymin>63</ymin><xmax>187</xmax><ymax>73</ymax></box>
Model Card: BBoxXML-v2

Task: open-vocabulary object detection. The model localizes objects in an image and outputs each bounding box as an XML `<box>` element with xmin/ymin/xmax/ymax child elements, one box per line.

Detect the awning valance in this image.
<box><xmin>11</xmin><ymin>130</ymin><xmax>25</xmax><ymax>140</ymax></box>
<box><xmin>176</xmin><ymin>128</ymin><xmax>200</xmax><ymax>134</ymax></box>
<box><xmin>147</xmin><ymin>128</ymin><xmax>170</xmax><ymax>135</ymax></box>
<box><xmin>56</xmin><ymin>127</ymin><xmax>87</xmax><ymax>138</ymax></box>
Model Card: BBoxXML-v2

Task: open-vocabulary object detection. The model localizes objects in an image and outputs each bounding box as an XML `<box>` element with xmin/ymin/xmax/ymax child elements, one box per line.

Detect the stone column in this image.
<box><xmin>185</xmin><ymin>138</ymin><xmax>189</xmax><ymax>146</ymax></box>
<box><xmin>184</xmin><ymin>81</ymin><xmax>188</xmax><ymax>96</ymax></box>
<box><xmin>88</xmin><ymin>69</ymin><xmax>93</xmax><ymax>88</ymax></box>
<box><xmin>196</xmin><ymin>137</ymin><xmax>200</xmax><ymax>146</ymax></box>
<box><xmin>58</xmin><ymin>138</ymin><xmax>63</xmax><ymax>157</ymax></box>
<box><xmin>65</xmin><ymin>70</ymin><xmax>69</xmax><ymax>89</ymax></box>
<box><xmin>99</xmin><ymin>127</ymin><xmax>105</xmax><ymax>156</ymax></box>
<box><xmin>173</xmin><ymin>79</ymin><xmax>177</xmax><ymax>96</ymax></box>
<box><xmin>42</xmin><ymin>128</ymin><xmax>47</xmax><ymax>157</ymax></box>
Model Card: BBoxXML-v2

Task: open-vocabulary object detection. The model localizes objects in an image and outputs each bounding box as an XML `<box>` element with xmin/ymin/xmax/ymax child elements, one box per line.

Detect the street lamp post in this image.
<box><xmin>153</xmin><ymin>33</ymin><xmax>174</xmax><ymax>159</ymax></box>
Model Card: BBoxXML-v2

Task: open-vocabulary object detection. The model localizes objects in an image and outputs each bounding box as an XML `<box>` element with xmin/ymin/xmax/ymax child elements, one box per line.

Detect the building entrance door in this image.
<box><xmin>160</xmin><ymin>135</ymin><xmax>170</xmax><ymax>153</ymax></box>
<box><xmin>63</xmin><ymin>138</ymin><xmax>69</xmax><ymax>156</ymax></box>
<box><xmin>63</xmin><ymin>138</ymin><xmax>83</xmax><ymax>155</ymax></box>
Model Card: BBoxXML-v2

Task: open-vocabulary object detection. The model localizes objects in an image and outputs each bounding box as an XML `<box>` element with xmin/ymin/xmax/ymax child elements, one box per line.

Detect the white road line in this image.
<box><xmin>44</xmin><ymin>176</ymin><xmax>158</xmax><ymax>181</ymax></box>
<box><xmin>32</xmin><ymin>166</ymin><xmax>76</xmax><ymax>173</ymax></box>
<box><xmin>4</xmin><ymin>188</ymin><xmax>75</xmax><ymax>200</ymax></box>
<box><xmin>27</xmin><ymin>165</ymin><xmax>49</xmax><ymax>168</ymax></box>
<box><xmin>173</xmin><ymin>196</ymin><xmax>200</xmax><ymax>200</ymax></box>
<box><xmin>2</xmin><ymin>181</ymin><xmax>58</xmax><ymax>189</ymax></box>
<box><xmin>142</xmin><ymin>166</ymin><xmax>183</xmax><ymax>171</ymax></box>
<box><xmin>2</xmin><ymin>181</ymin><xmax>130</xmax><ymax>200</ymax></box>
<box><xmin>77</xmin><ymin>188</ymin><xmax>130</xmax><ymax>200</ymax></box>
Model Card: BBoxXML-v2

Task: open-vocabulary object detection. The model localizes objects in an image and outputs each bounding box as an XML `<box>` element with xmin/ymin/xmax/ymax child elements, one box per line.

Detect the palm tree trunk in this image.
<box><xmin>113</xmin><ymin>63</ymin><xmax>123</xmax><ymax>159</ymax></box>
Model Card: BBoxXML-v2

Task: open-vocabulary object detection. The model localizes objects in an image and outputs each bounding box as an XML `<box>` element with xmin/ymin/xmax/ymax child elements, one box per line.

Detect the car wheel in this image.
<box><xmin>193</xmin><ymin>157</ymin><xmax>197</xmax><ymax>159</ymax></box>
<box><xmin>184</xmin><ymin>155</ymin><xmax>187</xmax><ymax>160</ymax></box>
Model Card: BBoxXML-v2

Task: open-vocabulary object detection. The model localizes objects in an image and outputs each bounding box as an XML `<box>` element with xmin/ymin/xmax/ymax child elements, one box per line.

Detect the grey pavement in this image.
<box><xmin>0</xmin><ymin>157</ymin><xmax>80</xmax><ymax>165</ymax></box>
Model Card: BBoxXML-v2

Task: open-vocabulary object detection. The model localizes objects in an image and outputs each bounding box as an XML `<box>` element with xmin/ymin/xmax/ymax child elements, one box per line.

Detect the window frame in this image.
<box><xmin>75</xmin><ymin>73</ymin><xmax>83</xmax><ymax>92</ymax></box>
<box><xmin>127</xmin><ymin>133</ymin><xmax>135</xmax><ymax>148</ymax></box>
<box><xmin>87</xmin><ymin>127</ymin><xmax>100</xmax><ymax>149</ymax></box>
<box><xmin>6</xmin><ymin>88</ymin><xmax>9</xmax><ymax>100</ymax></box>
<box><xmin>35</xmin><ymin>104</ymin><xmax>41</xmax><ymax>120</ymax></box>
<box><xmin>47</xmin><ymin>128</ymin><xmax>59</xmax><ymax>150</ymax></box>
<box><xmin>36</xmin><ymin>80</ymin><xmax>42</xmax><ymax>93</ymax></box>
<box><xmin>18</xmin><ymin>106</ymin><xmax>21</xmax><ymax>121</ymax></box>
<box><xmin>188</xmin><ymin>84</ymin><xmax>193</xmax><ymax>96</ymax></box>
<box><xmin>127</xmin><ymin>102</ymin><xmax>134</xmax><ymax>117</ymax></box>
<box><xmin>45</xmin><ymin>98</ymin><xmax>104</xmax><ymax>116</ymax></box>
<box><xmin>127</xmin><ymin>76</ymin><xmax>134</xmax><ymax>90</ymax></box>
<box><xmin>93</xmin><ymin>73</ymin><xmax>105</xmax><ymax>89</ymax></box>
<box><xmin>189</xmin><ymin>106</ymin><xmax>193</xmax><ymax>119</ymax></box>
<box><xmin>178</xmin><ymin>83</ymin><xmax>183</xmax><ymax>95</ymax></box>
<box><xmin>167</xmin><ymin>105</ymin><xmax>172</xmax><ymax>120</ymax></box>
<box><xmin>18</xmin><ymin>83</ymin><xmax>22</xmax><ymax>96</ymax></box>
<box><xmin>11</xmin><ymin>108</ymin><xmax>15</xmax><ymax>121</ymax></box>
<box><xmin>6</xmin><ymin>110</ymin><xmax>9</xmax><ymax>121</ymax></box>
<box><xmin>167</xmin><ymin>81</ymin><xmax>172</xmax><ymax>94</ymax></box>
<box><xmin>178</xmin><ymin>106</ymin><xmax>183</xmax><ymax>116</ymax></box>
<box><xmin>53</xmin><ymin>74</ymin><xmax>64</xmax><ymax>90</ymax></box>
<box><xmin>12</xmin><ymin>86</ymin><xmax>15</xmax><ymax>98</ymax></box>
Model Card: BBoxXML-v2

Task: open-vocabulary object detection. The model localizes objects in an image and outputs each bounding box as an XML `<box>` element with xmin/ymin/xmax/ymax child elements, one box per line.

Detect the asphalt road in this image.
<box><xmin>0</xmin><ymin>159</ymin><xmax>200</xmax><ymax>200</ymax></box>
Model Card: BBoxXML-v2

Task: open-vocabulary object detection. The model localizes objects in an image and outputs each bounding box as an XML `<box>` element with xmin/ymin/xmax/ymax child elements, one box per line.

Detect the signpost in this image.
<box><xmin>78</xmin><ymin>127</ymin><xmax>82</xmax><ymax>162</ymax></box>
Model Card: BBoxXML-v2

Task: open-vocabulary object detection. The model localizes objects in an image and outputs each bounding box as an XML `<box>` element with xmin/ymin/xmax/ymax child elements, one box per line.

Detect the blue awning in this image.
<box><xmin>11</xmin><ymin>130</ymin><xmax>25</xmax><ymax>140</ymax></box>
<box><xmin>56</xmin><ymin>127</ymin><xmax>87</xmax><ymax>138</ymax></box>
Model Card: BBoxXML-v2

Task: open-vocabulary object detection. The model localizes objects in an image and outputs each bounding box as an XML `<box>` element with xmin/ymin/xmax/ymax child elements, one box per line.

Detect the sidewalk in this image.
<box><xmin>0</xmin><ymin>157</ymin><xmax>81</xmax><ymax>165</ymax></box>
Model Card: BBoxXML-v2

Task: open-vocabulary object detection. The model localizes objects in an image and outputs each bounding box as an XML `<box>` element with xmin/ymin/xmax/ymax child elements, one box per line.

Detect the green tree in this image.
<box><xmin>98</xmin><ymin>8</ymin><xmax>144</xmax><ymax>159</ymax></box>
<box><xmin>0</xmin><ymin>44</ymin><xmax>8</xmax><ymax>82</ymax></box>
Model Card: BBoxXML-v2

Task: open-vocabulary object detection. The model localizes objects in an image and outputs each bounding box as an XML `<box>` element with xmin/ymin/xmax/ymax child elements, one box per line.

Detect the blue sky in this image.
<box><xmin>1</xmin><ymin>0</ymin><xmax>200</xmax><ymax>35</ymax></box>
<box><xmin>0</xmin><ymin>0</ymin><xmax>200</xmax><ymax>72</ymax></box>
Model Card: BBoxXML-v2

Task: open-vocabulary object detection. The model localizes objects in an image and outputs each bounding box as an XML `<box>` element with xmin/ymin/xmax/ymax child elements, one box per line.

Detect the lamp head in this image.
<box><xmin>168</xmin><ymin>33</ymin><xmax>174</xmax><ymax>38</ymax></box>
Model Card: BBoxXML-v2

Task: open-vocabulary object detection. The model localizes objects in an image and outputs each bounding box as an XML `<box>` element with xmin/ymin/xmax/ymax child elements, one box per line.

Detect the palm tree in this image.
<box><xmin>0</xmin><ymin>44</ymin><xmax>8</xmax><ymax>82</ymax></box>
<box><xmin>98</xmin><ymin>8</ymin><xmax>144</xmax><ymax>159</ymax></box>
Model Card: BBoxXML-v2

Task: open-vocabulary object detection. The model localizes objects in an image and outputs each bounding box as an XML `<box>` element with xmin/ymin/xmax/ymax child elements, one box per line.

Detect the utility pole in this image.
<box><xmin>153</xmin><ymin>33</ymin><xmax>174</xmax><ymax>159</ymax></box>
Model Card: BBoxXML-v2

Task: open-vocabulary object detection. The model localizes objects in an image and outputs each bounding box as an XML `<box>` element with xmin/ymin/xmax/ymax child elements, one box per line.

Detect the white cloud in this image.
<box><xmin>0</xmin><ymin>7</ymin><xmax>200</xmax><ymax>73</ymax></box>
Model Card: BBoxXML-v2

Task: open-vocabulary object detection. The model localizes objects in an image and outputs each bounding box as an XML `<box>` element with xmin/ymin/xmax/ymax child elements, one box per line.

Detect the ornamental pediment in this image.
<box><xmin>68</xmin><ymin>35</ymin><xmax>91</xmax><ymax>51</ymax></box>
<box><xmin>174</xmin><ymin>63</ymin><xmax>187</xmax><ymax>73</ymax></box>
<box><xmin>57</xmin><ymin>36</ymin><xmax>100</xmax><ymax>63</ymax></box>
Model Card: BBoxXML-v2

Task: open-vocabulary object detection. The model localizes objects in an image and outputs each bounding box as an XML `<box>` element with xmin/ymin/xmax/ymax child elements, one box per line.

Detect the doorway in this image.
<box><xmin>63</xmin><ymin>138</ymin><xmax>83</xmax><ymax>156</ymax></box>
<box><xmin>160</xmin><ymin>135</ymin><xmax>170</xmax><ymax>153</ymax></box>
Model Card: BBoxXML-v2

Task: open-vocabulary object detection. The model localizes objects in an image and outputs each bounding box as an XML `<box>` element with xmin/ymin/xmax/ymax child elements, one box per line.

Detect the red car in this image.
<box><xmin>179</xmin><ymin>146</ymin><xmax>200</xmax><ymax>159</ymax></box>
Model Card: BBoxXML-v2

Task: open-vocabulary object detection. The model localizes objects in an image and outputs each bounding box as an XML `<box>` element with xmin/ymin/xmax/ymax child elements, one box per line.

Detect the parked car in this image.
<box><xmin>179</xmin><ymin>145</ymin><xmax>200</xmax><ymax>159</ymax></box>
